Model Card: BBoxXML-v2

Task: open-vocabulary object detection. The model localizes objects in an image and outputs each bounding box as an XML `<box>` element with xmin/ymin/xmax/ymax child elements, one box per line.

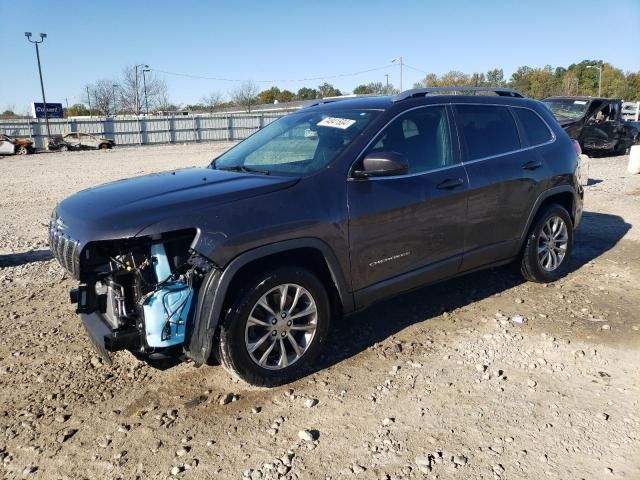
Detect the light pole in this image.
<box><xmin>392</xmin><ymin>57</ymin><xmax>403</xmax><ymax>92</ymax></box>
<box><xmin>25</xmin><ymin>32</ymin><xmax>51</xmax><ymax>146</ymax></box>
<box><xmin>112</xmin><ymin>84</ymin><xmax>119</xmax><ymax>116</ymax></box>
<box><xmin>142</xmin><ymin>69</ymin><xmax>150</xmax><ymax>115</ymax></box>
<box><xmin>385</xmin><ymin>73</ymin><xmax>389</xmax><ymax>94</ymax></box>
<box><xmin>586</xmin><ymin>64</ymin><xmax>603</xmax><ymax>97</ymax></box>
<box><xmin>134</xmin><ymin>64</ymin><xmax>148</xmax><ymax>115</ymax></box>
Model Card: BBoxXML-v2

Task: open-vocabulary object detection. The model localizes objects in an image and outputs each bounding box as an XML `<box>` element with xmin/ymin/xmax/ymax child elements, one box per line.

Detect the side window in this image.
<box><xmin>367</xmin><ymin>106</ymin><xmax>454</xmax><ymax>174</ymax></box>
<box><xmin>455</xmin><ymin>105</ymin><xmax>520</xmax><ymax>160</ymax></box>
<box><xmin>513</xmin><ymin>108</ymin><xmax>553</xmax><ymax>146</ymax></box>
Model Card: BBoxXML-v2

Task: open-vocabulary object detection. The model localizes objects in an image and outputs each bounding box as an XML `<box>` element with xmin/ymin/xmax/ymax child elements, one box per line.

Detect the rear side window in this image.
<box><xmin>455</xmin><ymin>105</ymin><xmax>520</xmax><ymax>160</ymax></box>
<box><xmin>513</xmin><ymin>108</ymin><xmax>552</xmax><ymax>146</ymax></box>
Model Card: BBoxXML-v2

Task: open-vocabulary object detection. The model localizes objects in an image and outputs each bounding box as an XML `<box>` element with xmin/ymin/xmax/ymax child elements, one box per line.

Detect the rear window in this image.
<box><xmin>513</xmin><ymin>108</ymin><xmax>552</xmax><ymax>146</ymax></box>
<box><xmin>455</xmin><ymin>105</ymin><xmax>520</xmax><ymax>160</ymax></box>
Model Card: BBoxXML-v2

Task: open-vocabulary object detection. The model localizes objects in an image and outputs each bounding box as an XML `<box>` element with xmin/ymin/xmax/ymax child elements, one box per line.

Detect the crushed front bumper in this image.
<box><xmin>79</xmin><ymin>312</ymin><xmax>139</xmax><ymax>365</ymax></box>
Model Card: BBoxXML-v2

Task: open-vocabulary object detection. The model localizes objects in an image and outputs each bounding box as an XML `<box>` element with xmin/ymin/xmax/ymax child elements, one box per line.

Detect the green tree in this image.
<box><xmin>486</xmin><ymin>68</ymin><xmax>505</xmax><ymax>87</ymax></box>
<box><xmin>278</xmin><ymin>90</ymin><xmax>295</xmax><ymax>102</ymax></box>
<box><xmin>296</xmin><ymin>87</ymin><xmax>318</xmax><ymax>100</ymax></box>
<box><xmin>64</xmin><ymin>104</ymin><xmax>90</xmax><ymax>117</ymax></box>
<box><xmin>317</xmin><ymin>82</ymin><xmax>341</xmax><ymax>98</ymax></box>
<box><xmin>257</xmin><ymin>86</ymin><xmax>282</xmax><ymax>105</ymax></box>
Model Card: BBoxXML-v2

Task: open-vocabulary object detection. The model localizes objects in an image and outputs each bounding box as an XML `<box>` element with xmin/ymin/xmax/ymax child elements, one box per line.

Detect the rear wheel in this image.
<box><xmin>216</xmin><ymin>266</ymin><xmax>330</xmax><ymax>387</ymax></box>
<box><xmin>59</xmin><ymin>145</ymin><xmax>69</xmax><ymax>152</ymax></box>
<box><xmin>16</xmin><ymin>145</ymin><xmax>28</xmax><ymax>155</ymax></box>
<box><xmin>520</xmin><ymin>204</ymin><xmax>573</xmax><ymax>283</ymax></box>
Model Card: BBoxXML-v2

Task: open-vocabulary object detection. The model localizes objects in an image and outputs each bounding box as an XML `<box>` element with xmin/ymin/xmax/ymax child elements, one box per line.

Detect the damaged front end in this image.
<box><xmin>50</xmin><ymin>215</ymin><xmax>214</xmax><ymax>364</ymax></box>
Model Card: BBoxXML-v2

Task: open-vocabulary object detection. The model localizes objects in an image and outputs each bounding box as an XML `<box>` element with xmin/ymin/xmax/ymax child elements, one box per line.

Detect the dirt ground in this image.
<box><xmin>1</xmin><ymin>144</ymin><xmax>639</xmax><ymax>480</ymax></box>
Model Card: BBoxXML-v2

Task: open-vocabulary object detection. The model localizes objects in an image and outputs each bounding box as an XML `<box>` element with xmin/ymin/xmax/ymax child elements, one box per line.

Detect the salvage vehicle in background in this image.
<box><xmin>0</xmin><ymin>134</ymin><xmax>35</xmax><ymax>155</ymax></box>
<box><xmin>61</xmin><ymin>132</ymin><xmax>115</xmax><ymax>150</ymax></box>
<box><xmin>543</xmin><ymin>96</ymin><xmax>640</xmax><ymax>156</ymax></box>
<box><xmin>50</xmin><ymin>87</ymin><xmax>583</xmax><ymax>386</ymax></box>
<box><xmin>48</xmin><ymin>135</ymin><xmax>72</xmax><ymax>151</ymax></box>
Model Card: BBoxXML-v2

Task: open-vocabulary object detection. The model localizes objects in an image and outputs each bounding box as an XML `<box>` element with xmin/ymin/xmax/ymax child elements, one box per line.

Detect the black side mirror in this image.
<box><xmin>353</xmin><ymin>151</ymin><xmax>409</xmax><ymax>178</ymax></box>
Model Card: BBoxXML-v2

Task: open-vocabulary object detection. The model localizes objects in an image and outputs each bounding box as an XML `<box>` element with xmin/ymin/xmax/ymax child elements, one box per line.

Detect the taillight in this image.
<box><xmin>571</xmin><ymin>139</ymin><xmax>582</xmax><ymax>156</ymax></box>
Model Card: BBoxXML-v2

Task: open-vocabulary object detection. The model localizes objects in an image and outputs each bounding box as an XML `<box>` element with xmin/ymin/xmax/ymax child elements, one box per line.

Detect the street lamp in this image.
<box><xmin>586</xmin><ymin>64</ymin><xmax>603</xmax><ymax>97</ymax></box>
<box><xmin>134</xmin><ymin>64</ymin><xmax>149</xmax><ymax>115</ymax></box>
<box><xmin>142</xmin><ymin>69</ymin><xmax>151</xmax><ymax>115</ymax></box>
<box><xmin>391</xmin><ymin>57</ymin><xmax>403</xmax><ymax>92</ymax></box>
<box><xmin>25</xmin><ymin>32</ymin><xmax>51</xmax><ymax>146</ymax></box>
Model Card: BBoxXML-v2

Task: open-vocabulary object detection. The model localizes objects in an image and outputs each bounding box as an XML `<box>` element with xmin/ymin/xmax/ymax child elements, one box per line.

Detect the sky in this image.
<box><xmin>2</xmin><ymin>0</ymin><xmax>639</xmax><ymax>113</ymax></box>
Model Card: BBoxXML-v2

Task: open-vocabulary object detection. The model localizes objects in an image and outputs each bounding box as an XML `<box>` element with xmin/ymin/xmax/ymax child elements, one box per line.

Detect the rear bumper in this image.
<box><xmin>79</xmin><ymin>312</ymin><xmax>139</xmax><ymax>365</ymax></box>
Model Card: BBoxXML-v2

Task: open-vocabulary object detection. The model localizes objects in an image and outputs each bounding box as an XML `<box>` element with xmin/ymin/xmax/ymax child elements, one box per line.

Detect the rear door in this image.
<box><xmin>453</xmin><ymin>104</ymin><xmax>549</xmax><ymax>270</ymax></box>
<box><xmin>347</xmin><ymin>105</ymin><xmax>468</xmax><ymax>301</ymax></box>
<box><xmin>79</xmin><ymin>133</ymin><xmax>99</xmax><ymax>149</ymax></box>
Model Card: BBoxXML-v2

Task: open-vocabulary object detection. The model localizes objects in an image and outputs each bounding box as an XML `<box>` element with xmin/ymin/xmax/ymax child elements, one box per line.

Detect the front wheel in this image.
<box><xmin>217</xmin><ymin>267</ymin><xmax>330</xmax><ymax>387</ymax></box>
<box><xmin>16</xmin><ymin>145</ymin><xmax>29</xmax><ymax>155</ymax></box>
<box><xmin>520</xmin><ymin>204</ymin><xmax>574</xmax><ymax>283</ymax></box>
<box><xmin>59</xmin><ymin>145</ymin><xmax>69</xmax><ymax>152</ymax></box>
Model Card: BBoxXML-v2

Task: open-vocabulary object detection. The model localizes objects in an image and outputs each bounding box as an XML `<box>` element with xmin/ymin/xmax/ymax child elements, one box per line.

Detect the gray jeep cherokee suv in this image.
<box><xmin>50</xmin><ymin>87</ymin><xmax>583</xmax><ymax>386</ymax></box>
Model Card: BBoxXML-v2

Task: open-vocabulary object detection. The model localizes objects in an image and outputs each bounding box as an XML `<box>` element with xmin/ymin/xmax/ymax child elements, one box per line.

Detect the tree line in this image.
<box><xmin>412</xmin><ymin>60</ymin><xmax>640</xmax><ymax>100</ymax></box>
<box><xmin>2</xmin><ymin>59</ymin><xmax>637</xmax><ymax>119</ymax></box>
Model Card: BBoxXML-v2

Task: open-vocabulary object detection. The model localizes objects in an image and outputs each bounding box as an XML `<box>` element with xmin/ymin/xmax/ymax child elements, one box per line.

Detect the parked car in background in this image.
<box><xmin>61</xmin><ymin>132</ymin><xmax>115</xmax><ymax>150</ymax></box>
<box><xmin>0</xmin><ymin>134</ymin><xmax>35</xmax><ymax>155</ymax></box>
<box><xmin>51</xmin><ymin>87</ymin><xmax>584</xmax><ymax>387</ymax></box>
<box><xmin>543</xmin><ymin>96</ymin><xmax>640</xmax><ymax>156</ymax></box>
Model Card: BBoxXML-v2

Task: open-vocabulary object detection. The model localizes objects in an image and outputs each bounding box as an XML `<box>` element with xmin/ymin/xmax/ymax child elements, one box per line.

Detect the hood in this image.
<box><xmin>55</xmin><ymin>167</ymin><xmax>299</xmax><ymax>242</ymax></box>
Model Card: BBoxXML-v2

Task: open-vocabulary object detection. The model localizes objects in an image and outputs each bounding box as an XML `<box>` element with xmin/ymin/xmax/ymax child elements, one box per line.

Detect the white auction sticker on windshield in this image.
<box><xmin>317</xmin><ymin>117</ymin><xmax>356</xmax><ymax>129</ymax></box>
<box><xmin>574</xmin><ymin>100</ymin><xmax>587</xmax><ymax>105</ymax></box>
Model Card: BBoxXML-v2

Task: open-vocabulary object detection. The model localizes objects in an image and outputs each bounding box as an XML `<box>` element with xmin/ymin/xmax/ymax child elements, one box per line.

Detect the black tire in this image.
<box><xmin>16</xmin><ymin>145</ymin><xmax>28</xmax><ymax>155</ymax></box>
<box><xmin>99</xmin><ymin>143</ymin><xmax>109</xmax><ymax>149</ymax></box>
<box><xmin>216</xmin><ymin>266</ymin><xmax>330</xmax><ymax>387</ymax></box>
<box><xmin>60</xmin><ymin>145</ymin><xmax>69</xmax><ymax>152</ymax></box>
<box><xmin>520</xmin><ymin>204</ymin><xmax>574</xmax><ymax>283</ymax></box>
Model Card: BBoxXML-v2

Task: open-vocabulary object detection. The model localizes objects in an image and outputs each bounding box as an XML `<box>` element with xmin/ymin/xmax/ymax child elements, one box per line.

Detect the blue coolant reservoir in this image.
<box><xmin>143</xmin><ymin>243</ymin><xmax>193</xmax><ymax>348</ymax></box>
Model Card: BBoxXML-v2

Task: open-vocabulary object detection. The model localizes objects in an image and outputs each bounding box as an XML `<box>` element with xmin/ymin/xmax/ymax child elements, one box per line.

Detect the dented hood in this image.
<box><xmin>55</xmin><ymin>167</ymin><xmax>299</xmax><ymax>242</ymax></box>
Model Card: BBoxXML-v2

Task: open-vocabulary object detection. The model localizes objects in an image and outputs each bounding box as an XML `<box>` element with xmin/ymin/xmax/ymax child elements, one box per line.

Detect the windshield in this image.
<box><xmin>543</xmin><ymin>99</ymin><xmax>589</xmax><ymax>120</ymax></box>
<box><xmin>212</xmin><ymin>109</ymin><xmax>378</xmax><ymax>175</ymax></box>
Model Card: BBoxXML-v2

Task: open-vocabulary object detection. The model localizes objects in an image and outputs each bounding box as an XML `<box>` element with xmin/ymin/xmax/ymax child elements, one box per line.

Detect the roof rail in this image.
<box><xmin>393</xmin><ymin>87</ymin><xmax>525</xmax><ymax>102</ymax></box>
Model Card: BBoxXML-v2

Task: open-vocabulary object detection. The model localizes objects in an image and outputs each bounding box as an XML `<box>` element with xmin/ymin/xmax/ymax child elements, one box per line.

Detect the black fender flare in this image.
<box><xmin>518</xmin><ymin>185</ymin><xmax>579</xmax><ymax>248</ymax></box>
<box><xmin>185</xmin><ymin>238</ymin><xmax>353</xmax><ymax>364</ymax></box>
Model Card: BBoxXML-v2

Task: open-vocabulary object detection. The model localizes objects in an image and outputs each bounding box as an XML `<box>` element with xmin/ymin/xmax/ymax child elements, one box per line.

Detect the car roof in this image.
<box><xmin>305</xmin><ymin>91</ymin><xmax>539</xmax><ymax>113</ymax></box>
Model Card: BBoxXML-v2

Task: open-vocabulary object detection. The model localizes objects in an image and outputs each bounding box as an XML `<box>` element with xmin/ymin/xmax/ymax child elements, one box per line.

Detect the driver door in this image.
<box><xmin>581</xmin><ymin>102</ymin><xmax>617</xmax><ymax>150</ymax></box>
<box><xmin>347</xmin><ymin>105</ymin><xmax>468</xmax><ymax>305</ymax></box>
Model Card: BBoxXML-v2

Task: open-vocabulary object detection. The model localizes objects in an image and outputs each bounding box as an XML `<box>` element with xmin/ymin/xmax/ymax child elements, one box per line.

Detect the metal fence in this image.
<box><xmin>0</xmin><ymin>112</ymin><xmax>291</xmax><ymax>150</ymax></box>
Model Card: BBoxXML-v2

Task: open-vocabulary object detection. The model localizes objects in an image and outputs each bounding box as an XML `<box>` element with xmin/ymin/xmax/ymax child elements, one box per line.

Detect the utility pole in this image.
<box><xmin>25</xmin><ymin>32</ymin><xmax>51</xmax><ymax>147</ymax></box>
<box><xmin>86</xmin><ymin>85</ymin><xmax>92</xmax><ymax>117</ymax></box>
<box><xmin>112</xmin><ymin>84</ymin><xmax>118</xmax><ymax>116</ymax></box>
<box><xmin>392</xmin><ymin>57</ymin><xmax>403</xmax><ymax>91</ymax></box>
<box><xmin>134</xmin><ymin>64</ymin><xmax>148</xmax><ymax>115</ymax></box>
<box><xmin>142</xmin><ymin>69</ymin><xmax>150</xmax><ymax>115</ymax></box>
<box><xmin>385</xmin><ymin>74</ymin><xmax>389</xmax><ymax>94</ymax></box>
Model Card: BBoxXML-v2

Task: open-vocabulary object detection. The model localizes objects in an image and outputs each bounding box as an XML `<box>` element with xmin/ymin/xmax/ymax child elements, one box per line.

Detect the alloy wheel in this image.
<box><xmin>537</xmin><ymin>216</ymin><xmax>569</xmax><ymax>271</ymax></box>
<box><xmin>244</xmin><ymin>283</ymin><xmax>318</xmax><ymax>370</ymax></box>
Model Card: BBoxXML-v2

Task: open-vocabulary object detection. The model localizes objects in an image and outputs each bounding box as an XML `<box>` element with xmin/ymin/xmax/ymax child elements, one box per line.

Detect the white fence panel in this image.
<box><xmin>0</xmin><ymin>111</ymin><xmax>290</xmax><ymax>150</ymax></box>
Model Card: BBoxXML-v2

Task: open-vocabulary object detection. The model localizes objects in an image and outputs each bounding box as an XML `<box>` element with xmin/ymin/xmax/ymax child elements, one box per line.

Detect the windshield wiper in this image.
<box><xmin>217</xmin><ymin>165</ymin><xmax>271</xmax><ymax>175</ymax></box>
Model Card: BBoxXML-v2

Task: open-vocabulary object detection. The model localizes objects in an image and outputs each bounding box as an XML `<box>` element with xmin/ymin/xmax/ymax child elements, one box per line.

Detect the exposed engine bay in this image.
<box><xmin>68</xmin><ymin>229</ymin><xmax>213</xmax><ymax>362</ymax></box>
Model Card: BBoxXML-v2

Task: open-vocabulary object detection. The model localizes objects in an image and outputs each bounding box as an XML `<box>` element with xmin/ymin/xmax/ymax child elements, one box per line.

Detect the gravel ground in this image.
<box><xmin>0</xmin><ymin>144</ymin><xmax>639</xmax><ymax>480</ymax></box>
